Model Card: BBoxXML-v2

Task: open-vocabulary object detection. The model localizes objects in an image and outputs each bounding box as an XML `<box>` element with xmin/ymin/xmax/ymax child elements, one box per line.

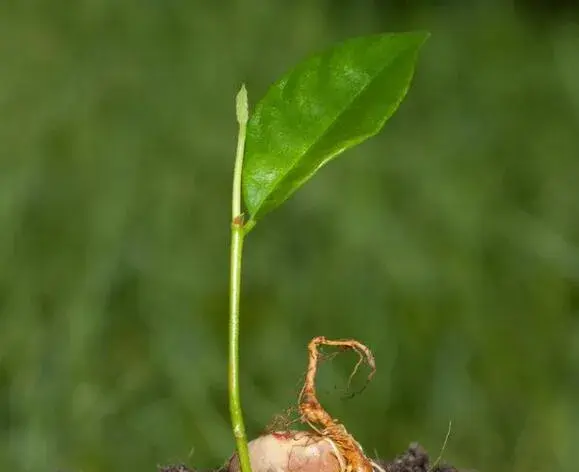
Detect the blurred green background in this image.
<box><xmin>1</xmin><ymin>1</ymin><xmax>579</xmax><ymax>471</ymax></box>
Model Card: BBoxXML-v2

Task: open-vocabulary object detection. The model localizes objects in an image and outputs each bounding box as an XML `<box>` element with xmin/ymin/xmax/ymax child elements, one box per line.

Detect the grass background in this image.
<box><xmin>1</xmin><ymin>1</ymin><xmax>579</xmax><ymax>471</ymax></box>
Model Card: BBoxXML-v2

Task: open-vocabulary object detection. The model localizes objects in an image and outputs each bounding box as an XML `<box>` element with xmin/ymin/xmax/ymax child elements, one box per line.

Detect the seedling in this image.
<box><xmin>229</xmin><ymin>31</ymin><xmax>430</xmax><ymax>472</ymax></box>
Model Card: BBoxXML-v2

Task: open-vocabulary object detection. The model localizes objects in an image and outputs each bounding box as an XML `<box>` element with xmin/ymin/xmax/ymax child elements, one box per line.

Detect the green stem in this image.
<box><xmin>229</xmin><ymin>84</ymin><xmax>252</xmax><ymax>472</ymax></box>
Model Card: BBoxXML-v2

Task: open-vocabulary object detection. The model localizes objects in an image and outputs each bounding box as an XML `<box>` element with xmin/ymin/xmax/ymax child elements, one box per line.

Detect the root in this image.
<box><xmin>265</xmin><ymin>406</ymin><xmax>301</xmax><ymax>435</ymax></box>
<box><xmin>428</xmin><ymin>421</ymin><xmax>453</xmax><ymax>472</ymax></box>
<box><xmin>298</xmin><ymin>336</ymin><xmax>377</xmax><ymax>472</ymax></box>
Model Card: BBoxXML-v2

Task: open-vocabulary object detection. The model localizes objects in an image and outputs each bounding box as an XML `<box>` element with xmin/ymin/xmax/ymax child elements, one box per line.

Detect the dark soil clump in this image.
<box><xmin>375</xmin><ymin>443</ymin><xmax>460</xmax><ymax>472</ymax></box>
<box><xmin>159</xmin><ymin>442</ymin><xmax>464</xmax><ymax>472</ymax></box>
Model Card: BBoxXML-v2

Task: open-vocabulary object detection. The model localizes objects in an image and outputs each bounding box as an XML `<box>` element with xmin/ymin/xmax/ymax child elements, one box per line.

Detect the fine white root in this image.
<box><xmin>323</xmin><ymin>436</ymin><xmax>347</xmax><ymax>472</ymax></box>
<box><xmin>370</xmin><ymin>459</ymin><xmax>387</xmax><ymax>472</ymax></box>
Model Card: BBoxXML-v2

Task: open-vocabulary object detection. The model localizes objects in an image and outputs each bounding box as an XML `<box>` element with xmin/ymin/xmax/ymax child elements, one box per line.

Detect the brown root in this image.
<box><xmin>298</xmin><ymin>336</ymin><xmax>377</xmax><ymax>472</ymax></box>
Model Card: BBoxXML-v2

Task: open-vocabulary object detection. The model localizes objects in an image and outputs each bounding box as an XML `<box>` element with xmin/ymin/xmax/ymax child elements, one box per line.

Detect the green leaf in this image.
<box><xmin>242</xmin><ymin>31</ymin><xmax>429</xmax><ymax>224</ymax></box>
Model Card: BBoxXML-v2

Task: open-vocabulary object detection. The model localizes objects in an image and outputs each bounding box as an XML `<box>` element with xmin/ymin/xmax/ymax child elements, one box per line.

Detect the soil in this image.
<box><xmin>158</xmin><ymin>442</ymin><xmax>465</xmax><ymax>472</ymax></box>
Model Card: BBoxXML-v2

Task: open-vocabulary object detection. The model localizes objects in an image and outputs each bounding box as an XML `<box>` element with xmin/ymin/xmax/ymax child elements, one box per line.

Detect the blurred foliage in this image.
<box><xmin>1</xmin><ymin>1</ymin><xmax>579</xmax><ymax>471</ymax></box>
